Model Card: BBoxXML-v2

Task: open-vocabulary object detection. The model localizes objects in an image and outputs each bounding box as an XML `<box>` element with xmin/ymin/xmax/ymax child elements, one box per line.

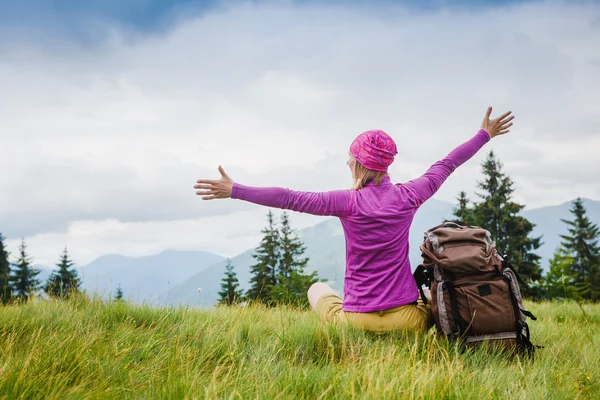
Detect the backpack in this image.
<box><xmin>413</xmin><ymin>222</ymin><xmax>538</xmax><ymax>356</ymax></box>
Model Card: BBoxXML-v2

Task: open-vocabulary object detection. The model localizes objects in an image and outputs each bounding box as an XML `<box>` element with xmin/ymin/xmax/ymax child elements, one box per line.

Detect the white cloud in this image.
<box><xmin>1</xmin><ymin>0</ymin><xmax>599</xmax><ymax>263</ymax></box>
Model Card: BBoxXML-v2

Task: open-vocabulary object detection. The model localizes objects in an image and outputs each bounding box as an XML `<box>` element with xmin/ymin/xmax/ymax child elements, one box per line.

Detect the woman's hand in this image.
<box><xmin>480</xmin><ymin>107</ymin><xmax>514</xmax><ymax>138</ymax></box>
<box><xmin>194</xmin><ymin>166</ymin><xmax>234</xmax><ymax>200</ymax></box>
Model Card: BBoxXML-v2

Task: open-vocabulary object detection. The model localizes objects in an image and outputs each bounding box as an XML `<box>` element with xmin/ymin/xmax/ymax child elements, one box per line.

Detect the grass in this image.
<box><xmin>0</xmin><ymin>297</ymin><xmax>599</xmax><ymax>399</ymax></box>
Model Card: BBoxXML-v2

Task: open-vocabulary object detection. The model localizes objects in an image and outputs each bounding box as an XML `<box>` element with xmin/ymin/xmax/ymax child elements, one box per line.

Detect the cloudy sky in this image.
<box><xmin>1</xmin><ymin>0</ymin><xmax>599</xmax><ymax>266</ymax></box>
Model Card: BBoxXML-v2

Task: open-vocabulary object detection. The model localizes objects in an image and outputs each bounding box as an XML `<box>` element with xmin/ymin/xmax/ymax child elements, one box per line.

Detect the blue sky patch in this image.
<box><xmin>0</xmin><ymin>0</ymin><xmax>539</xmax><ymax>44</ymax></box>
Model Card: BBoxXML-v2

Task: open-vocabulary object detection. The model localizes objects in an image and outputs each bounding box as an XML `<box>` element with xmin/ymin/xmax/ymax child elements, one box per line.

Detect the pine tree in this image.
<box><xmin>273</xmin><ymin>212</ymin><xmax>318</xmax><ymax>307</ymax></box>
<box><xmin>0</xmin><ymin>234</ymin><xmax>12</xmax><ymax>304</ymax></box>
<box><xmin>558</xmin><ymin>198</ymin><xmax>600</xmax><ymax>301</ymax></box>
<box><xmin>452</xmin><ymin>151</ymin><xmax>543</xmax><ymax>296</ymax></box>
<box><xmin>44</xmin><ymin>247</ymin><xmax>81</xmax><ymax>298</ymax></box>
<box><xmin>452</xmin><ymin>191</ymin><xmax>476</xmax><ymax>225</ymax></box>
<box><xmin>9</xmin><ymin>239</ymin><xmax>40</xmax><ymax>301</ymax></box>
<box><xmin>218</xmin><ymin>258</ymin><xmax>244</xmax><ymax>306</ymax></box>
<box><xmin>115</xmin><ymin>285</ymin><xmax>124</xmax><ymax>301</ymax></box>
<box><xmin>542</xmin><ymin>246</ymin><xmax>579</xmax><ymax>300</ymax></box>
<box><xmin>246</xmin><ymin>210</ymin><xmax>280</xmax><ymax>305</ymax></box>
<box><xmin>287</xmin><ymin>269</ymin><xmax>319</xmax><ymax>308</ymax></box>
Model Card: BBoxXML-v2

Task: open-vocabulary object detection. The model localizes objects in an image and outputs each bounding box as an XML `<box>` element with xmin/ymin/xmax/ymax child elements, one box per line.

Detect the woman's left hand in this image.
<box><xmin>194</xmin><ymin>166</ymin><xmax>234</xmax><ymax>200</ymax></box>
<box><xmin>480</xmin><ymin>107</ymin><xmax>514</xmax><ymax>138</ymax></box>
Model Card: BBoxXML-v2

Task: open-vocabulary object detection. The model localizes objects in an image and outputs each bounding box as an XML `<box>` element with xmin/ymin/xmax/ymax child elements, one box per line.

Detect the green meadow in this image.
<box><xmin>0</xmin><ymin>297</ymin><xmax>598</xmax><ymax>399</ymax></box>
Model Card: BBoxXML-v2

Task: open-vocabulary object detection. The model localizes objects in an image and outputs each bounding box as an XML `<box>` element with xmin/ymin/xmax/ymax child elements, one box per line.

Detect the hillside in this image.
<box><xmin>0</xmin><ymin>298</ymin><xmax>598</xmax><ymax>398</ymax></box>
<box><xmin>78</xmin><ymin>250</ymin><xmax>225</xmax><ymax>303</ymax></box>
<box><xmin>524</xmin><ymin>198</ymin><xmax>600</xmax><ymax>263</ymax></box>
<box><xmin>162</xmin><ymin>216</ymin><xmax>348</xmax><ymax>307</ymax></box>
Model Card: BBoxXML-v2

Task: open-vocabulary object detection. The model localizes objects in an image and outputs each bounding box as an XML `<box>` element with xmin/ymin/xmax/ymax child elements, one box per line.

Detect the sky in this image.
<box><xmin>1</xmin><ymin>0</ymin><xmax>599</xmax><ymax>266</ymax></box>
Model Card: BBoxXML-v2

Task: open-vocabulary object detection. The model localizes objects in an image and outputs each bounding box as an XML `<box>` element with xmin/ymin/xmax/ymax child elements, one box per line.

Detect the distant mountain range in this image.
<box><xmin>68</xmin><ymin>250</ymin><xmax>223</xmax><ymax>303</ymax></box>
<box><xmin>36</xmin><ymin>198</ymin><xmax>600</xmax><ymax>307</ymax></box>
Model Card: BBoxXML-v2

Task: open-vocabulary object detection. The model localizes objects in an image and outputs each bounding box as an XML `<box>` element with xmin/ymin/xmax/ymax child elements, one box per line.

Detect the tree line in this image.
<box><xmin>451</xmin><ymin>151</ymin><xmax>599</xmax><ymax>301</ymax></box>
<box><xmin>218</xmin><ymin>211</ymin><xmax>319</xmax><ymax>308</ymax></box>
<box><xmin>0</xmin><ymin>237</ymin><xmax>127</xmax><ymax>305</ymax></box>
<box><xmin>0</xmin><ymin>239</ymin><xmax>82</xmax><ymax>304</ymax></box>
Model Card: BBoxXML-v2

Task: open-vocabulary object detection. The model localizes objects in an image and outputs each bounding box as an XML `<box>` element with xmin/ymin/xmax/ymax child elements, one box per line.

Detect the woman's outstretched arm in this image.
<box><xmin>194</xmin><ymin>166</ymin><xmax>354</xmax><ymax>217</ymax></box>
<box><xmin>403</xmin><ymin>107</ymin><xmax>514</xmax><ymax>206</ymax></box>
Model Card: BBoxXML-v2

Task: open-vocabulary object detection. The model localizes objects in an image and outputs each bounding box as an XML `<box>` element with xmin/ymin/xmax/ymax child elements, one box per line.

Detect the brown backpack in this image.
<box><xmin>413</xmin><ymin>222</ymin><xmax>538</xmax><ymax>355</ymax></box>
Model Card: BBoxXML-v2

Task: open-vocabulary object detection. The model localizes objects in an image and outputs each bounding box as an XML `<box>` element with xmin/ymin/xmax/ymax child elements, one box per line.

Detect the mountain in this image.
<box><xmin>78</xmin><ymin>250</ymin><xmax>225</xmax><ymax>303</ymax></box>
<box><xmin>522</xmin><ymin>198</ymin><xmax>600</xmax><ymax>265</ymax></box>
<box><xmin>34</xmin><ymin>266</ymin><xmax>53</xmax><ymax>288</ymax></box>
<box><xmin>162</xmin><ymin>249</ymin><xmax>257</xmax><ymax>308</ymax></box>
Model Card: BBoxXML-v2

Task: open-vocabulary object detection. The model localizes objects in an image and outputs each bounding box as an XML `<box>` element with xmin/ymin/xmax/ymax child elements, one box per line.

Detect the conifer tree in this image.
<box><xmin>0</xmin><ymin>234</ymin><xmax>12</xmax><ymax>304</ymax></box>
<box><xmin>9</xmin><ymin>239</ymin><xmax>40</xmax><ymax>301</ymax></box>
<box><xmin>558</xmin><ymin>198</ymin><xmax>600</xmax><ymax>301</ymax></box>
<box><xmin>273</xmin><ymin>212</ymin><xmax>318</xmax><ymax>307</ymax></box>
<box><xmin>115</xmin><ymin>285</ymin><xmax>124</xmax><ymax>301</ymax></box>
<box><xmin>246</xmin><ymin>210</ymin><xmax>280</xmax><ymax>305</ymax></box>
<box><xmin>218</xmin><ymin>258</ymin><xmax>244</xmax><ymax>306</ymax></box>
<box><xmin>452</xmin><ymin>191</ymin><xmax>476</xmax><ymax>225</ymax></box>
<box><xmin>44</xmin><ymin>247</ymin><xmax>81</xmax><ymax>298</ymax></box>
<box><xmin>452</xmin><ymin>151</ymin><xmax>542</xmax><ymax>296</ymax></box>
<box><xmin>542</xmin><ymin>246</ymin><xmax>579</xmax><ymax>300</ymax></box>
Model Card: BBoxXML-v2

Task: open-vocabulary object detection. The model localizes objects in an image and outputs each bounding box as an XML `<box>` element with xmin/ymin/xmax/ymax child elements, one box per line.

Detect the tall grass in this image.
<box><xmin>0</xmin><ymin>296</ymin><xmax>598</xmax><ymax>399</ymax></box>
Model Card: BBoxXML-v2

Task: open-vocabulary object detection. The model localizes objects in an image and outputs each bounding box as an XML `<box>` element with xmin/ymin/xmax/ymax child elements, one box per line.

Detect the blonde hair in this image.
<box><xmin>352</xmin><ymin>161</ymin><xmax>387</xmax><ymax>190</ymax></box>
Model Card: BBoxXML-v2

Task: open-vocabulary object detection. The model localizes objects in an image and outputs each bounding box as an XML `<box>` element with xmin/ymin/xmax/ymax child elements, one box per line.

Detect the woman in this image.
<box><xmin>194</xmin><ymin>107</ymin><xmax>514</xmax><ymax>334</ymax></box>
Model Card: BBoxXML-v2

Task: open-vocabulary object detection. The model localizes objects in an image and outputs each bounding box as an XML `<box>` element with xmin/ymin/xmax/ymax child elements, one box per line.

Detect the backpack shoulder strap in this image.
<box><xmin>413</xmin><ymin>265</ymin><xmax>431</xmax><ymax>305</ymax></box>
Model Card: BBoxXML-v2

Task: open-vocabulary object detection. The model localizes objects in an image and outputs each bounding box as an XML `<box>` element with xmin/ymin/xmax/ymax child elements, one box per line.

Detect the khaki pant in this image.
<box><xmin>316</xmin><ymin>293</ymin><xmax>433</xmax><ymax>334</ymax></box>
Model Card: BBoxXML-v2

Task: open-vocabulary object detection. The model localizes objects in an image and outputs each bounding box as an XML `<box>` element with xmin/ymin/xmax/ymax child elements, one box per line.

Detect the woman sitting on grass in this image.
<box><xmin>194</xmin><ymin>107</ymin><xmax>514</xmax><ymax>334</ymax></box>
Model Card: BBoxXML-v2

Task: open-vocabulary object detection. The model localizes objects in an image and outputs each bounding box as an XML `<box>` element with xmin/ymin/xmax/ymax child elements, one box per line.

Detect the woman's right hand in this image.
<box><xmin>480</xmin><ymin>107</ymin><xmax>514</xmax><ymax>138</ymax></box>
<box><xmin>194</xmin><ymin>166</ymin><xmax>234</xmax><ymax>200</ymax></box>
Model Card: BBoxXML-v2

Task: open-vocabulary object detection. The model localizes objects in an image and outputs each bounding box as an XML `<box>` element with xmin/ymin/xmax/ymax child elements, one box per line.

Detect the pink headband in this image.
<box><xmin>350</xmin><ymin>130</ymin><xmax>398</xmax><ymax>172</ymax></box>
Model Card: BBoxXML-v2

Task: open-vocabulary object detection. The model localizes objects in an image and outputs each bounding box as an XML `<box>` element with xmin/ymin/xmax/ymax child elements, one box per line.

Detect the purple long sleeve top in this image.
<box><xmin>231</xmin><ymin>129</ymin><xmax>490</xmax><ymax>312</ymax></box>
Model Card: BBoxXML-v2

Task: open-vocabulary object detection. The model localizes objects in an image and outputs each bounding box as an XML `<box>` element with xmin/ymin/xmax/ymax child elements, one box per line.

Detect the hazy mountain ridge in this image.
<box><xmin>78</xmin><ymin>250</ymin><xmax>225</xmax><ymax>302</ymax></box>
